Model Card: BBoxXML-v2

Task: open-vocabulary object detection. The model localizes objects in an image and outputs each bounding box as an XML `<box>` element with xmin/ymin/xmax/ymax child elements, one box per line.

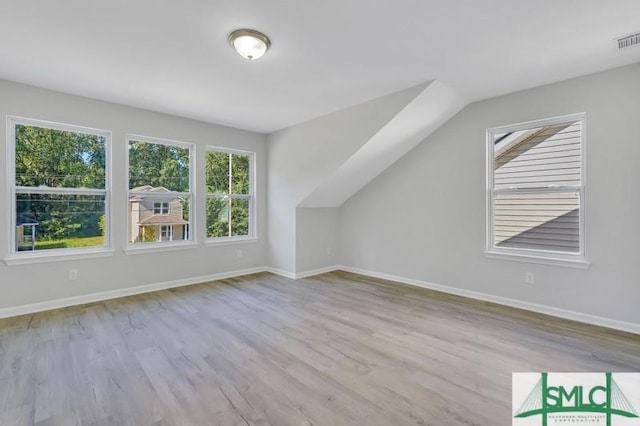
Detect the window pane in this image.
<box><xmin>493</xmin><ymin>121</ymin><xmax>582</xmax><ymax>190</ymax></box>
<box><xmin>129</xmin><ymin>195</ymin><xmax>190</xmax><ymax>244</ymax></box>
<box><xmin>16</xmin><ymin>193</ymin><xmax>106</xmax><ymax>251</ymax></box>
<box><xmin>205</xmin><ymin>151</ymin><xmax>230</xmax><ymax>194</ymax></box>
<box><xmin>153</xmin><ymin>202</ymin><xmax>169</xmax><ymax>214</ymax></box>
<box><xmin>206</xmin><ymin>197</ymin><xmax>229</xmax><ymax>238</ymax></box>
<box><xmin>15</xmin><ymin>124</ymin><xmax>106</xmax><ymax>189</ymax></box>
<box><xmin>231</xmin><ymin>154</ymin><xmax>250</xmax><ymax>195</ymax></box>
<box><xmin>494</xmin><ymin>192</ymin><xmax>580</xmax><ymax>253</ymax></box>
<box><xmin>231</xmin><ymin>198</ymin><xmax>250</xmax><ymax>237</ymax></box>
<box><xmin>128</xmin><ymin>141</ymin><xmax>190</xmax><ymax>192</ymax></box>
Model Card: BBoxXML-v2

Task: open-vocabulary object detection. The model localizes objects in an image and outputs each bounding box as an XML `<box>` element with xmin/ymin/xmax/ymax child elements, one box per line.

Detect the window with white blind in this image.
<box><xmin>486</xmin><ymin>113</ymin><xmax>588</xmax><ymax>266</ymax></box>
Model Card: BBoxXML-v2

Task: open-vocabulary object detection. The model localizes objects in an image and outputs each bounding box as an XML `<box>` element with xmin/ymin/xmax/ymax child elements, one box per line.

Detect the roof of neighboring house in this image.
<box><xmin>131</xmin><ymin>185</ymin><xmax>169</xmax><ymax>192</ymax></box>
<box><xmin>138</xmin><ymin>215</ymin><xmax>187</xmax><ymax>226</ymax></box>
<box><xmin>16</xmin><ymin>216</ymin><xmax>39</xmax><ymax>226</ymax></box>
<box><xmin>129</xmin><ymin>185</ymin><xmax>183</xmax><ymax>202</ymax></box>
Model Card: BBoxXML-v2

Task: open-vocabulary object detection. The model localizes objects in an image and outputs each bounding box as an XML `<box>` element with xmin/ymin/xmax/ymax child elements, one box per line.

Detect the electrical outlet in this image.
<box><xmin>525</xmin><ymin>272</ymin><xmax>534</xmax><ymax>285</ymax></box>
<box><xmin>236</xmin><ymin>249</ymin><xmax>243</xmax><ymax>258</ymax></box>
<box><xmin>69</xmin><ymin>269</ymin><xmax>78</xmax><ymax>281</ymax></box>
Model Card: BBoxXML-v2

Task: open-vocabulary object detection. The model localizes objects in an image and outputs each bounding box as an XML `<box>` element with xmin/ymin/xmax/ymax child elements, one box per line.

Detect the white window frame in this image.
<box><xmin>485</xmin><ymin>113</ymin><xmax>590</xmax><ymax>269</ymax></box>
<box><xmin>205</xmin><ymin>146</ymin><xmax>256</xmax><ymax>245</ymax></box>
<box><xmin>125</xmin><ymin>134</ymin><xmax>196</xmax><ymax>254</ymax></box>
<box><xmin>4</xmin><ymin>116</ymin><xmax>113</xmax><ymax>265</ymax></box>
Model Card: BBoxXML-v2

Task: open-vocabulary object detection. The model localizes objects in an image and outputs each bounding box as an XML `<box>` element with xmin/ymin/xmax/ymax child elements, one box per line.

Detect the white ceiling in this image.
<box><xmin>1</xmin><ymin>0</ymin><xmax>639</xmax><ymax>133</ymax></box>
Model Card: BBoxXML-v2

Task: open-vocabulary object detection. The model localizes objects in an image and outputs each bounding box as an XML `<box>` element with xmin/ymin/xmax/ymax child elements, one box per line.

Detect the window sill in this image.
<box><xmin>4</xmin><ymin>249</ymin><xmax>115</xmax><ymax>266</ymax></box>
<box><xmin>124</xmin><ymin>241</ymin><xmax>199</xmax><ymax>255</ymax></box>
<box><xmin>484</xmin><ymin>250</ymin><xmax>591</xmax><ymax>269</ymax></box>
<box><xmin>205</xmin><ymin>237</ymin><xmax>258</xmax><ymax>247</ymax></box>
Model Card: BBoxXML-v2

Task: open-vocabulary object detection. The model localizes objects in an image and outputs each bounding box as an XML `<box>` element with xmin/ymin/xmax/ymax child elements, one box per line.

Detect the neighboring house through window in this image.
<box><xmin>127</xmin><ymin>136</ymin><xmax>193</xmax><ymax>245</ymax></box>
<box><xmin>8</xmin><ymin>117</ymin><xmax>110</xmax><ymax>255</ymax></box>
<box><xmin>205</xmin><ymin>147</ymin><xmax>255</xmax><ymax>240</ymax></box>
<box><xmin>486</xmin><ymin>113</ymin><xmax>587</xmax><ymax>265</ymax></box>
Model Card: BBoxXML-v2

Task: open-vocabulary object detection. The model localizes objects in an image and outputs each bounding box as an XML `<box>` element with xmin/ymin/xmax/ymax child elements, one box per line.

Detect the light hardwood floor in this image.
<box><xmin>0</xmin><ymin>271</ymin><xmax>638</xmax><ymax>425</ymax></box>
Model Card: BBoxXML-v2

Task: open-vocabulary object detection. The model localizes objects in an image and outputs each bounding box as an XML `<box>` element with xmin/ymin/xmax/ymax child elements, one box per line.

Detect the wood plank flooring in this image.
<box><xmin>0</xmin><ymin>271</ymin><xmax>638</xmax><ymax>425</ymax></box>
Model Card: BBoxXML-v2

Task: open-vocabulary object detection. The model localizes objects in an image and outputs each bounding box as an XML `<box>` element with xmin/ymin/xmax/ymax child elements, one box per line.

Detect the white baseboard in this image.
<box><xmin>0</xmin><ymin>266</ymin><xmax>267</xmax><ymax>320</ymax></box>
<box><xmin>338</xmin><ymin>265</ymin><xmax>640</xmax><ymax>336</ymax></box>
<box><xmin>263</xmin><ymin>267</ymin><xmax>297</xmax><ymax>279</ymax></box>
<box><xmin>295</xmin><ymin>265</ymin><xmax>341</xmax><ymax>279</ymax></box>
<box><xmin>264</xmin><ymin>265</ymin><xmax>340</xmax><ymax>279</ymax></box>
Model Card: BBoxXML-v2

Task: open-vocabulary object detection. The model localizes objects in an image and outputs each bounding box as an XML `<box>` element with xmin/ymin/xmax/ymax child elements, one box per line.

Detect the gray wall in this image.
<box><xmin>0</xmin><ymin>79</ymin><xmax>267</xmax><ymax>310</ymax></box>
<box><xmin>296</xmin><ymin>208</ymin><xmax>339</xmax><ymax>273</ymax></box>
<box><xmin>339</xmin><ymin>62</ymin><xmax>640</xmax><ymax>325</ymax></box>
<box><xmin>267</xmin><ymin>86</ymin><xmax>421</xmax><ymax>274</ymax></box>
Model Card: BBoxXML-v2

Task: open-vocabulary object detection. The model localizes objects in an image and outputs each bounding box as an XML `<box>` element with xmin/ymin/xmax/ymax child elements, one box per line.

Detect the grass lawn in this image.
<box><xmin>34</xmin><ymin>236</ymin><xmax>105</xmax><ymax>250</ymax></box>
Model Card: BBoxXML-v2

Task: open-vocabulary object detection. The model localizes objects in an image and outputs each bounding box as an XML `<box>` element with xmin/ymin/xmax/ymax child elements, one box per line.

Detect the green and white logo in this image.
<box><xmin>513</xmin><ymin>373</ymin><xmax>640</xmax><ymax>425</ymax></box>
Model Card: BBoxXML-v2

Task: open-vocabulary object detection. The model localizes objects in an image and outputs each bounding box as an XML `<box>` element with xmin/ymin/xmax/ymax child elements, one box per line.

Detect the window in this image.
<box><xmin>160</xmin><ymin>225</ymin><xmax>171</xmax><ymax>241</ymax></box>
<box><xmin>154</xmin><ymin>202</ymin><xmax>169</xmax><ymax>215</ymax></box>
<box><xmin>8</xmin><ymin>117</ymin><xmax>110</xmax><ymax>255</ymax></box>
<box><xmin>205</xmin><ymin>147</ymin><xmax>254</xmax><ymax>240</ymax></box>
<box><xmin>127</xmin><ymin>136</ymin><xmax>193</xmax><ymax>246</ymax></box>
<box><xmin>486</xmin><ymin>113</ymin><xmax>587</xmax><ymax>265</ymax></box>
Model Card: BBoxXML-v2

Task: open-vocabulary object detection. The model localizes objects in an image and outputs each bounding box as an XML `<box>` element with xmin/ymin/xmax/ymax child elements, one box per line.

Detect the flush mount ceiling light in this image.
<box><xmin>229</xmin><ymin>29</ymin><xmax>271</xmax><ymax>60</ymax></box>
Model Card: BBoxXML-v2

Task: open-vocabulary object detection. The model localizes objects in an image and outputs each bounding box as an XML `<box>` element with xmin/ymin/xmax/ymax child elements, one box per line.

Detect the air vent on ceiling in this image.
<box><xmin>616</xmin><ymin>32</ymin><xmax>640</xmax><ymax>50</ymax></box>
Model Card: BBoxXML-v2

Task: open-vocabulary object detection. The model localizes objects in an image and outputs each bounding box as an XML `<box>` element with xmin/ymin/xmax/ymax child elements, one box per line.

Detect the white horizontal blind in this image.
<box><xmin>491</xmin><ymin>118</ymin><xmax>583</xmax><ymax>254</ymax></box>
